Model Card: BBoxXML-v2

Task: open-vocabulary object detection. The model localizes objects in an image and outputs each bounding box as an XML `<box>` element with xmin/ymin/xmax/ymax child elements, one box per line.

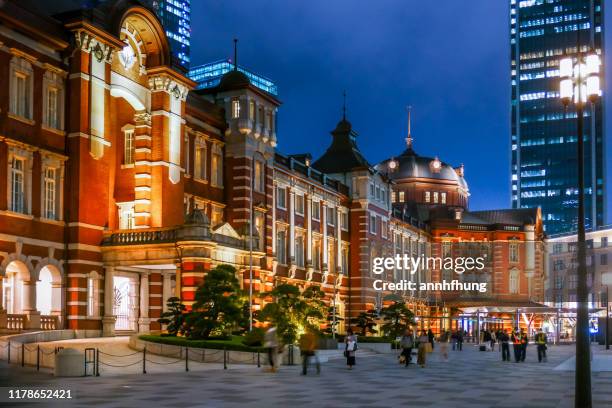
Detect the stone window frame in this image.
<box><xmin>42</xmin><ymin>70</ymin><xmax>66</xmax><ymax>131</ymax></box>
<box><xmin>40</xmin><ymin>154</ymin><xmax>65</xmax><ymax>221</ymax></box>
<box><xmin>9</xmin><ymin>56</ymin><xmax>34</xmax><ymax>121</ymax></box>
<box><xmin>7</xmin><ymin>146</ymin><xmax>33</xmax><ymax>215</ymax></box>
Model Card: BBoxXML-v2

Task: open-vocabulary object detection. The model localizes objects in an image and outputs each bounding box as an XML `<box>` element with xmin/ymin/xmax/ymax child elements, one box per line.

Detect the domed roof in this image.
<box><xmin>377</xmin><ymin>146</ymin><xmax>468</xmax><ymax>191</ymax></box>
<box><xmin>217</xmin><ymin>69</ymin><xmax>251</xmax><ymax>91</ymax></box>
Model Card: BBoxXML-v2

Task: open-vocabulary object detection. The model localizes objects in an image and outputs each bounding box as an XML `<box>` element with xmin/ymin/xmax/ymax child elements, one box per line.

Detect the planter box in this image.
<box><xmin>358</xmin><ymin>342</ymin><xmax>394</xmax><ymax>354</ymax></box>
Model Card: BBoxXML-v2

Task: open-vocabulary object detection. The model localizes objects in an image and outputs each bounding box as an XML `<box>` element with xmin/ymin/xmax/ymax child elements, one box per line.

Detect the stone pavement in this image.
<box><xmin>2</xmin><ymin>343</ymin><xmax>612</xmax><ymax>408</ymax></box>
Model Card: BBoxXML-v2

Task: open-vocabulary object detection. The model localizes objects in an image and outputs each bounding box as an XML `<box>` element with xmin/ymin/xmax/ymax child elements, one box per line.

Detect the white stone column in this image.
<box><xmin>138</xmin><ymin>273</ymin><xmax>150</xmax><ymax>333</ymax></box>
<box><xmin>306</xmin><ymin>196</ymin><xmax>313</xmax><ymax>263</ymax></box>
<box><xmin>322</xmin><ymin>201</ymin><xmax>328</xmax><ymax>271</ymax></box>
<box><xmin>102</xmin><ymin>267</ymin><xmax>116</xmax><ymax>337</ymax></box>
<box><xmin>289</xmin><ymin>188</ymin><xmax>295</xmax><ymax>262</ymax></box>
<box><xmin>51</xmin><ymin>282</ymin><xmax>63</xmax><ymax>327</ymax></box>
<box><xmin>23</xmin><ymin>280</ymin><xmax>41</xmax><ymax>329</ymax></box>
<box><xmin>0</xmin><ymin>277</ymin><xmax>4</xmax><ymax>312</ymax></box>
<box><xmin>162</xmin><ymin>273</ymin><xmax>172</xmax><ymax>312</ymax></box>
<box><xmin>272</xmin><ymin>183</ymin><xmax>277</xmax><ymax>255</ymax></box>
<box><xmin>336</xmin><ymin>207</ymin><xmax>342</xmax><ymax>273</ymax></box>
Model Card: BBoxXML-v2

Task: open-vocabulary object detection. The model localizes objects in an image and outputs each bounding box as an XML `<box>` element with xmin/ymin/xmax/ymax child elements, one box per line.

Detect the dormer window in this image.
<box><xmin>231</xmin><ymin>98</ymin><xmax>240</xmax><ymax>119</ymax></box>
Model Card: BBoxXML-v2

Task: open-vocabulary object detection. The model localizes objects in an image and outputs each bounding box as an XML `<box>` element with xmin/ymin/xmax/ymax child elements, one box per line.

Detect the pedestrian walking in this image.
<box><xmin>456</xmin><ymin>330</ymin><xmax>464</xmax><ymax>351</ymax></box>
<box><xmin>417</xmin><ymin>331</ymin><xmax>429</xmax><ymax>367</ymax></box>
<box><xmin>399</xmin><ymin>329</ymin><xmax>414</xmax><ymax>367</ymax></box>
<box><xmin>345</xmin><ymin>329</ymin><xmax>358</xmax><ymax>370</ymax></box>
<box><xmin>500</xmin><ymin>329</ymin><xmax>511</xmax><ymax>362</ymax></box>
<box><xmin>264</xmin><ymin>325</ymin><xmax>280</xmax><ymax>372</ymax></box>
<box><xmin>451</xmin><ymin>330</ymin><xmax>458</xmax><ymax>351</ymax></box>
<box><xmin>427</xmin><ymin>328</ymin><xmax>435</xmax><ymax>351</ymax></box>
<box><xmin>511</xmin><ymin>327</ymin><xmax>522</xmax><ymax>363</ymax></box>
<box><xmin>520</xmin><ymin>329</ymin><xmax>528</xmax><ymax>362</ymax></box>
<box><xmin>299</xmin><ymin>329</ymin><xmax>320</xmax><ymax>375</ymax></box>
<box><xmin>439</xmin><ymin>330</ymin><xmax>450</xmax><ymax>361</ymax></box>
<box><xmin>535</xmin><ymin>329</ymin><xmax>548</xmax><ymax>363</ymax></box>
<box><xmin>489</xmin><ymin>330</ymin><xmax>496</xmax><ymax>351</ymax></box>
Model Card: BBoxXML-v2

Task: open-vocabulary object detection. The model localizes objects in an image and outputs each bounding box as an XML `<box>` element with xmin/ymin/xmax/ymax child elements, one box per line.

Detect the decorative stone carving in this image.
<box><xmin>271</xmin><ymin>259</ymin><xmax>278</xmax><ymax>276</ymax></box>
<box><xmin>148</xmin><ymin>75</ymin><xmax>189</xmax><ymax>101</ymax></box>
<box><xmin>306</xmin><ymin>266</ymin><xmax>314</xmax><ymax>282</ymax></box>
<box><xmin>74</xmin><ymin>31</ymin><xmax>114</xmax><ymax>63</ymax></box>
<box><xmin>288</xmin><ymin>264</ymin><xmax>297</xmax><ymax>279</ymax></box>
<box><xmin>134</xmin><ymin>112</ymin><xmax>152</xmax><ymax>126</ymax></box>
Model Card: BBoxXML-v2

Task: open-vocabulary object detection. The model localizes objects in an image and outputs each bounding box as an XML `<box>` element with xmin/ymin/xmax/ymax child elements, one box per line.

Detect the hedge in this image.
<box><xmin>139</xmin><ymin>335</ymin><xmax>265</xmax><ymax>353</ymax></box>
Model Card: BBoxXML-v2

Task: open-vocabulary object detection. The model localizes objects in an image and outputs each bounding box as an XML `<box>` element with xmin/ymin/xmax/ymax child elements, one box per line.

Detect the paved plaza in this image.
<box><xmin>2</xmin><ymin>343</ymin><xmax>612</xmax><ymax>408</ymax></box>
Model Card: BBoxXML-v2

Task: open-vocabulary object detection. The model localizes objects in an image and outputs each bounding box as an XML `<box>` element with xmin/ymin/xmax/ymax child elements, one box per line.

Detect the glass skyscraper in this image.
<box><xmin>189</xmin><ymin>59</ymin><xmax>278</xmax><ymax>95</ymax></box>
<box><xmin>146</xmin><ymin>0</ymin><xmax>191</xmax><ymax>68</ymax></box>
<box><xmin>510</xmin><ymin>0</ymin><xmax>605</xmax><ymax>235</ymax></box>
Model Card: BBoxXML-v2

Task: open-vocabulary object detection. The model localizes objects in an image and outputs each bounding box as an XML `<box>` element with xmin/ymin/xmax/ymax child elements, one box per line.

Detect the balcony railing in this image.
<box><xmin>6</xmin><ymin>314</ymin><xmax>25</xmax><ymax>331</ymax></box>
<box><xmin>40</xmin><ymin>315</ymin><xmax>58</xmax><ymax>330</ymax></box>
<box><xmin>102</xmin><ymin>228</ymin><xmax>177</xmax><ymax>246</ymax></box>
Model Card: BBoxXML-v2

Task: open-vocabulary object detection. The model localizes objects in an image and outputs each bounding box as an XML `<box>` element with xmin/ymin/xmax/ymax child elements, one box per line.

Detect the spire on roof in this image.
<box><xmin>406</xmin><ymin>105</ymin><xmax>413</xmax><ymax>148</ymax></box>
<box><xmin>233</xmin><ymin>38</ymin><xmax>238</xmax><ymax>71</ymax></box>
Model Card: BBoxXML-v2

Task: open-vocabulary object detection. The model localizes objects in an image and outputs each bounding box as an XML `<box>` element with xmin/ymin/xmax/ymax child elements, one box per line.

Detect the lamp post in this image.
<box><xmin>603</xmin><ymin>272</ymin><xmax>612</xmax><ymax>350</ymax></box>
<box><xmin>559</xmin><ymin>50</ymin><xmax>601</xmax><ymax>408</ymax></box>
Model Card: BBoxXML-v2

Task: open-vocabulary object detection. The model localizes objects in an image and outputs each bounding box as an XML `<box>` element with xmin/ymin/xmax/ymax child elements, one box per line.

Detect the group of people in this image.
<box><xmin>263</xmin><ymin>325</ymin><xmax>550</xmax><ymax>374</ymax></box>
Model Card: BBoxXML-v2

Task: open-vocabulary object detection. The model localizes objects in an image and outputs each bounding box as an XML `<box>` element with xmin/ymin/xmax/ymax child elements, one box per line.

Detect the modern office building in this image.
<box><xmin>145</xmin><ymin>0</ymin><xmax>191</xmax><ymax>68</ymax></box>
<box><xmin>510</xmin><ymin>0</ymin><xmax>605</xmax><ymax>235</ymax></box>
<box><xmin>189</xmin><ymin>59</ymin><xmax>279</xmax><ymax>96</ymax></box>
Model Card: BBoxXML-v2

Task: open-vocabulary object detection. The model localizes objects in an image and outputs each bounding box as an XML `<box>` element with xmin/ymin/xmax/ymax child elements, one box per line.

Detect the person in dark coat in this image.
<box><xmin>499</xmin><ymin>329</ymin><xmax>511</xmax><ymax>362</ymax></box>
<box><xmin>520</xmin><ymin>329</ymin><xmax>528</xmax><ymax>362</ymax></box>
<box><xmin>427</xmin><ymin>329</ymin><xmax>435</xmax><ymax>350</ymax></box>
<box><xmin>511</xmin><ymin>327</ymin><xmax>522</xmax><ymax>363</ymax></box>
<box><xmin>456</xmin><ymin>330</ymin><xmax>464</xmax><ymax>351</ymax></box>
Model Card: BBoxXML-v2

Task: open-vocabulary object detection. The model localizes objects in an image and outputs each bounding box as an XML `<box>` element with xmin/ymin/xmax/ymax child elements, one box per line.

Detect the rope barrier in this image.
<box><xmin>98</xmin><ymin>350</ymin><xmax>142</xmax><ymax>358</ymax></box>
<box><xmin>98</xmin><ymin>359</ymin><xmax>143</xmax><ymax>368</ymax></box>
<box><xmin>145</xmin><ymin>357</ymin><xmax>183</xmax><ymax>365</ymax></box>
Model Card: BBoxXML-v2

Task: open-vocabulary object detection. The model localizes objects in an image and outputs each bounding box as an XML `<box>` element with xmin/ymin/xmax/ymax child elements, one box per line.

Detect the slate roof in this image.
<box><xmin>311</xmin><ymin>118</ymin><xmax>372</xmax><ymax>174</ymax></box>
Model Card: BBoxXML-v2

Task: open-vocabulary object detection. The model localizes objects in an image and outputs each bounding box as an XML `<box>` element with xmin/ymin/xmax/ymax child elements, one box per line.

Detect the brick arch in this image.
<box><xmin>33</xmin><ymin>259</ymin><xmax>63</xmax><ymax>284</ymax></box>
<box><xmin>0</xmin><ymin>253</ymin><xmax>33</xmax><ymax>279</ymax></box>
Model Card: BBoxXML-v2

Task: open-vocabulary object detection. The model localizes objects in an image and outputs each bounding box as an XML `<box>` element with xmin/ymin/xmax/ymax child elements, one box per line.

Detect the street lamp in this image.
<box><xmin>559</xmin><ymin>50</ymin><xmax>601</xmax><ymax>408</ymax></box>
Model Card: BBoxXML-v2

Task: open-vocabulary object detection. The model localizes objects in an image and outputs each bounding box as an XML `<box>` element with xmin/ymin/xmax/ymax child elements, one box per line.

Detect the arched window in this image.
<box><xmin>509</xmin><ymin>268</ymin><xmax>519</xmax><ymax>294</ymax></box>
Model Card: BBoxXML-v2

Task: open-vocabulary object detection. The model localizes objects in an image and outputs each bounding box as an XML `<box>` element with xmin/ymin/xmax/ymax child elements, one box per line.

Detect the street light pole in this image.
<box><xmin>560</xmin><ymin>51</ymin><xmax>601</xmax><ymax>408</ymax></box>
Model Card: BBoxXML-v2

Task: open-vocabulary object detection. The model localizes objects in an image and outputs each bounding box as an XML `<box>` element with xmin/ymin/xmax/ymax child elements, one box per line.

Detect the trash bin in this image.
<box><xmin>54</xmin><ymin>348</ymin><xmax>85</xmax><ymax>377</ymax></box>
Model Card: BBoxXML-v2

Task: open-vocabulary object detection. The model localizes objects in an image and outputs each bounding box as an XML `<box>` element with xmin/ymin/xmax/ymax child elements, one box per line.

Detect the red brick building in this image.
<box><xmin>0</xmin><ymin>0</ymin><xmax>546</xmax><ymax>337</ymax></box>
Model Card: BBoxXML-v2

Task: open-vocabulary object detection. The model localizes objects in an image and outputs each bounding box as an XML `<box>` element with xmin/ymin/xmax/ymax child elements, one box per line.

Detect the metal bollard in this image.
<box><xmin>142</xmin><ymin>346</ymin><xmax>147</xmax><ymax>374</ymax></box>
<box><xmin>36</xmin><ymin>345</ymin><xmax>40</xmax><ymax>371</ymax></box>
<box><xmin>7</xmin><ymin>341</ymin><xmax>10</xmax><ymax>363</ymax></box>
<box><xmin>185</xmin><ymin>347</ymin><xmax>189</xmax><ymax>372</ymax></box>
<box><xmin>257</xmin><ymin>351</ymin><xmax>260</xmax><ymax>368</ymax></box>
<box><xmin>223</xmin><ymin>348</ymin><xmax>227</xmax><ymax>369</ymax></box>
<box><xmin>96</xmin><ymin>349</ymin><xmax>100</xmax><ymax>377</ymax></box>
<box><xmin>21</xmin><ymin>343</ymin><xmax>24</xmax><ymax>367</ymax></box>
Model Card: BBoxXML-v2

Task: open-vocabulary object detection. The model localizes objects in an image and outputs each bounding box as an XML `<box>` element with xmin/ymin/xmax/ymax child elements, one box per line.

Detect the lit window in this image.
<box><xmin>10</xmin><ymin>57</ymin><xmax>33</xmax><ymax>119</ymax></box>
<box><xmin>211</xmin><ymin>206</ymin><xmax>223</xmax><ymax>227</ymax></box>
<box><xmin>124</xmin><ymin>130</ymin><xmax>135</xmax><ymax>165</ymax></box>
<box><xmin>10</xmin><ymin>156</ymin><xmax>25</xmax><ymax>213</ymax></box>
<box><xmin>254</xmin><ymin>160</ymin><xmax>265</xmax><ymax>192</ymax></box>
<box><xmin>295</xmin><ymin>235</ymin><xmax>304</xmax><ymax>267</ymax></box>
<box><xmin>231</xmin><ymin>98</ymin><xmax>240</xmax><ymax>119</ymax></box>
<box><xmin>433</xmin><ymin>192</ymin><xmax>439</xmax><ymax>204</ymax></box>
<box><xmin>441</xmin><ymin>192</ymin><xmax>447</xmax><ymax>204</ymax></box>
<box><xmin>327</xmin><ymin>207</ymin><xmax>336</xmax><ymax>226</ymax></box>
<box><xmin>194</xmin><ymin>140</ymin><xmax>207</xmax><ymax>180</ymax></box>
<box><xmin>276</xmin><ymin>230</ymin><xmax>286</xmax><ymax>264</ymax></box>
<box><xmin>46</xmin><ymin>87</ymin><xmax>59</xmax><ymax>129</ymax></box>
<box><xmin>425</xmin><ymin>191</ymin><xmax>431</xmax><ymax>203</ymax></box>
<box><xmin>341</xmin><ymin>211</ymin><xmax>349</xmax><ymax>231</ymax></box>
<box><xmin>399</xmin><ymin>191</ymin><xmax>405</xmax><ymax>202</ymax></box>
<box><xmin>249</xmin><ymin>100</ymin><xmax>255</xmax><ymax>120</ymax></box>
<box><xmin>509</xmin><ymin>242</ymin><xmax>519</xmax><ymax>263</ymax></box>
<box><xmin>295</xmin><ymin>194</ymin><xmax>304</xmax><ymax>215</ymax></box>
<box><xmin>118</xmin><ymin>203</ymin><xmax>135</xmax><ymax>229</ymax></box>
<box><xmin>276</xmin><ymin>186</ymin><xmax>286</xmax><ymax>209</ymax></box>
<box><xmin>211</xmin><ymin>144</ymin><xmax>223</xmax><ymax>186</ymax></box>
<box><xmin>509</xmin><ymin>269</ymin><xmax>519</xmax><ymax>294</ymax></box>
<box><xmin>43</xmin><ymin>167</ymin><xmax>57</xmax><ymax>219</ymax></box>
<box><xmin>312</xmin><ymin>201</ymin><xmax>320</xmax><ymax>220</ymax></box>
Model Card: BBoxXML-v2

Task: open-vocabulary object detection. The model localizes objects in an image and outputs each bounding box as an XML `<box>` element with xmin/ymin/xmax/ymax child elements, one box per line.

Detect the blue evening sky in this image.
<box><xmin>190</xmin><ymin>1</ymin><xmax>612</xmax><ymax>220</ymax></box>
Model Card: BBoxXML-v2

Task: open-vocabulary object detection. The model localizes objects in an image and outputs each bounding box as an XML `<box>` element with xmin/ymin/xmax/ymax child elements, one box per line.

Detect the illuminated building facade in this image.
<box><xmin>510</xmin><ymin>0</ymin><xmax>605</xmax><ymax>235</ymax></box>
<box><xmin>0</xmin><ymin>0</ymin><xmax>546</xmax><ymax>337</ymax></box>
